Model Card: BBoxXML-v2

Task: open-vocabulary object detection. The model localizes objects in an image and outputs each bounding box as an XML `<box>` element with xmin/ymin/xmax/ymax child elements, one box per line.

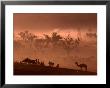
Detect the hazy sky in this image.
<box><xmin>14</xmin><ymin>13</ymin><xmax>97</xmax><ymax>33</ymax></box>
<box><xmin>14</xmin><ymin>13</ymin><xmax>97</xmax><ymax>72</ymax></box>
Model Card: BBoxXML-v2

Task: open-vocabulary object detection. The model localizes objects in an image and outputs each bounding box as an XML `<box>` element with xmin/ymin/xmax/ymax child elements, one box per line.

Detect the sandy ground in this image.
<box><xmin>14</xmin><ymin>39</ymin><xmax>97</xmax><ymax>72</ymax></box>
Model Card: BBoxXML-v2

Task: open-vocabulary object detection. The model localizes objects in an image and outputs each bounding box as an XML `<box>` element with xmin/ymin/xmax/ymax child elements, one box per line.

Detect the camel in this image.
<box><xmin>75</xmin><ymin>62</ymin><xmax>87</xmax><ymax>71</ymax></box>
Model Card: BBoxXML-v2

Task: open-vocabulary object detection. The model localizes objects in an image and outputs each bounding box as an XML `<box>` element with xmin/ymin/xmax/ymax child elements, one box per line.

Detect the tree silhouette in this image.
<box><xmin>62</xmin><ymin>34</ymin><xmax>74</xmax><ymax>56</ymax></box>
<box><xmin>18</xmin><ymin>31</ymin><xmax>37</xmax><ymax>42</ymax></box>
<box><xmin>43</xmin><ymin>34</ymin><xmax>51</xmax><ymax>47</ymax></box>
<box><xmin>43</xmin><ymin>32</ymin><xmax>62</xmax><ymax>48</ymax></box>
<box><xmin>86</xmin><ymin>32</ymin><xmax>97</xmax><ymax>38</ymax></box>
<box><xmin>18</xmin><ymin>31</ymin><xmax>26</xmax><ymax>41</ymax></box>
<box><xmin>51</xmin><ymin>32</ymin><xmax>62</xmax><ymax>47</ymax></box>
<box><xmin>62</xmin><ymin>34</ymin><xmax>80</xmax><ymax>57</ymax></box>
<box><xmin>18</xmin><ymin>31</ymin><xmax>37</xmax><ymax>48</ymax></box>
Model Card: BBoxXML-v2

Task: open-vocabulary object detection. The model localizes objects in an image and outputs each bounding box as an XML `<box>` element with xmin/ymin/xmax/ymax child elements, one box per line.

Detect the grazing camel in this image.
<box><xmin>75</xmin><ymin>62</ymin><xmax>87</xmax><ymax>71</ymax></box>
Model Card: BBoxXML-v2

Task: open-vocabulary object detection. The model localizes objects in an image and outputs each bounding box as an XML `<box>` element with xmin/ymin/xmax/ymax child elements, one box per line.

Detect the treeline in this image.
<box><xmin>15</xmin><ymin>31</ymin><xmax>81</xmax><ymax>54</ymax></box>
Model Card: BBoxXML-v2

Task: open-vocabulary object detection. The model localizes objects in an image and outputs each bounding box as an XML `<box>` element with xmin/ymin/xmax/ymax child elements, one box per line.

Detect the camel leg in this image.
<box><xmin>81</xmin><ymin>67</ymin><xmax>82</xmax><ymax>71</ymax></box>
<box><xmin>85</xmin><ymin>67</ymin><xmax>87</xmax><ymax>71</ymax></box>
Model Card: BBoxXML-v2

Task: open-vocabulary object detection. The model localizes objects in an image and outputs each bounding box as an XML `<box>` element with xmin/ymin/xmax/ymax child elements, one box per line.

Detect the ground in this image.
<box><xmin>14</xmin><ymin>63</ymin><xmax>97</xmax><ymax>75</ymax></box>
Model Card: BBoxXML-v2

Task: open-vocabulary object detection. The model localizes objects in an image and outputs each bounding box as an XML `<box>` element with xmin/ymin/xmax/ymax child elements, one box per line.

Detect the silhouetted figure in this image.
<box><xmin>20</xmin><ymin>61</ymin><xmax>22</xmax><ymax>64</ymax></box>
<box><xmin>75</xmin><ymin>62</ymin><xmax>87</xmax><ymax>71</ymax></box>
<box><xmin>48</xmin><ymin>61</ymin><xmax>51</xmax><ymax>67</ymax></box>
<box><xmin>40</xmin><ymin>61</ymin><xmax>45</xmax><ymax>66</ymax></box>
<box><xmin>35</xmin><ymin>59</ymin><xmax>38</xmax><ymax>64</ymax></box>
<box><xmin>42</xmin><ymin>61</ymin><xmax>45</xmax><ymax>66</ymax></box>
<box><xmin>56</xmin><ymin>64</ymin><xmax>59</xmax><ymax>68</ymax></box>
<box><xmin>37</xmin><ymin>59</ymin><xmax>40</xmax><ymax>65</ymax></box>
<box><xmin>31</xmin><ymin>60</ymin><xmax>36</xmax><ymax>64</ymax></box>
<box><xmin>48</xmin><ymin>61</ymin><xmax>54</xmax><ymax>67</ymax></box>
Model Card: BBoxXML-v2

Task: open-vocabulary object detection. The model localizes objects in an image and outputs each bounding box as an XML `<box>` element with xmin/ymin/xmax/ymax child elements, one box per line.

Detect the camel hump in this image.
<box><xmin>81</xmin><ymin>64</ymin><xmax>87</xmax><ymax>67</ymax></box>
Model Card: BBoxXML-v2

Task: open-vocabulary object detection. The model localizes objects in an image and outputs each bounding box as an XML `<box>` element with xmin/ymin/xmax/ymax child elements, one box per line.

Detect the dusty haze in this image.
<box><xmin>14</xmin><ymin>13</ymin><xmax>97</xmax><ymax>72</ymax></box>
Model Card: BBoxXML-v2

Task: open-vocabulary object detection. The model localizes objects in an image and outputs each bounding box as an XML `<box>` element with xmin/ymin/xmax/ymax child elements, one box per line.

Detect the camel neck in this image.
<box><xmin>76</xmin><ymin>63</ymin><xmax>79</xmax><ymax>66</ymax></box>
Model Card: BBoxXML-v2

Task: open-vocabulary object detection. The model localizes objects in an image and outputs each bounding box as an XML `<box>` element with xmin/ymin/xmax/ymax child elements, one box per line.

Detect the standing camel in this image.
<box><xmin>75</xmin><ymin>62</ymin><xmax>87</xmax><ymax>71</ymax></box>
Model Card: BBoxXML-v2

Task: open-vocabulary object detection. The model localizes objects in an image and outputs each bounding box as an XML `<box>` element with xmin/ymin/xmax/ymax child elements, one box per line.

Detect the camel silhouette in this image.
<box><xmin>75</xmin><ymin>62</ymin><xmax>87</xmax><ymax>71</ymax></box>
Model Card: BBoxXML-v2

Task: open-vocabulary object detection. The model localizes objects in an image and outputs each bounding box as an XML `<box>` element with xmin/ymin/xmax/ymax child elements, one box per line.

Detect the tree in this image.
<box><xmin>43</xmin><ymin>34</ymin><xmax>51</xmax><ymax>47</ymax></box>
<box><xmin>62</xmin><ymin>34</ymin><xmax>74</xmax><ymax>56</ymax></box>
<box><xmin>43</xmin><ymin>32</ymin><xmax>62</xmax><ymax>48</ymax></box>
<box><xmin>62</xmin><ymin>34</ymin><xmax>80</xmax><ymax>57</ymax></box>
<box><xmin>18</xmin><ymin>31</ymin><xmax>26</xmax><ymax>41</ymax></box>
<box><xmin>18</xmin><ymin>31</ymin><xmax>37</xmax><ymax>48</ymax></box>
<box><xmin>51</xmin><ymin>32</ymin><xmax>62</xmax><ymax>47</ymax></box>
<box><xmin>18</xmin><ymin>31</ymin><xmax>37</xmax><ymax>41</ymax></box>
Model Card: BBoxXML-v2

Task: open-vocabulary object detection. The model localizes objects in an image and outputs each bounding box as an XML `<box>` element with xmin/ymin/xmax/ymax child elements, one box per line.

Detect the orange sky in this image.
<box><xmin>13</xmin><ymin>13</ymin><xmax>97</xmax><ymax>34</ymax></box>
<box><xmin>13</xmin><ymin>13</ymin><xmax>97</xmax><ymax>72</ymax></box>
